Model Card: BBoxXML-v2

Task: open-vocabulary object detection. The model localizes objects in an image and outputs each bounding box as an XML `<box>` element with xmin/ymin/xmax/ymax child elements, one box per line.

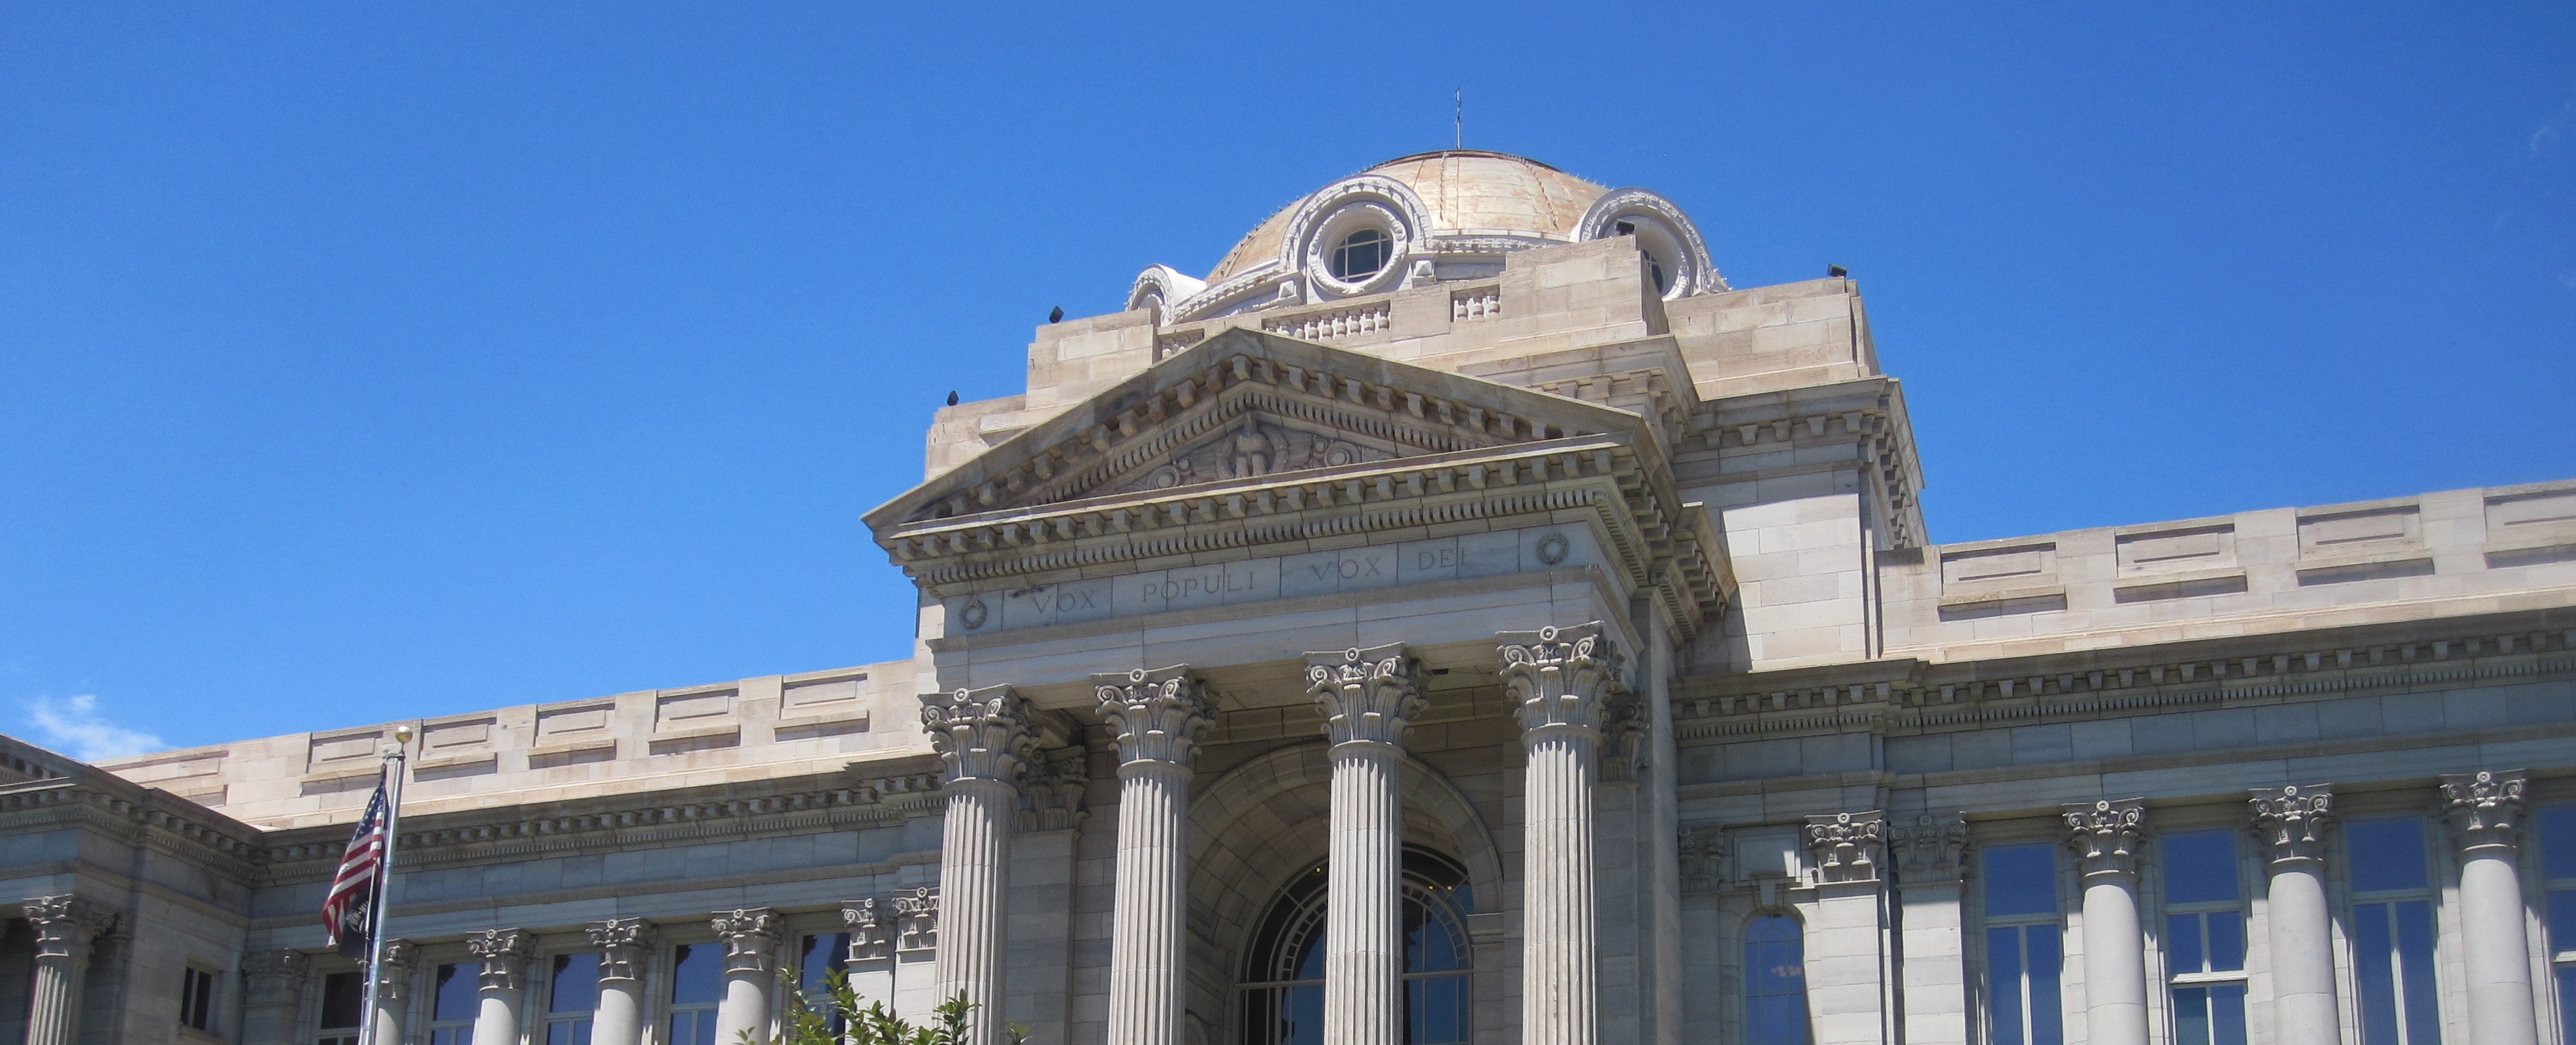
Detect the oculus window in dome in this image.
<box><xmin>1330</xmin><ymin>227</ymin><xmax>1392</xmax><ymax>281</ymax></box>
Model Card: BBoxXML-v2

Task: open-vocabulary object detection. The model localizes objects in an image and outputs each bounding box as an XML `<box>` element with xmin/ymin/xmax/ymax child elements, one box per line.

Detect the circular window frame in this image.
<box><xmin>1303</xmin><ymin>201</ymin><xmax>1410</xmax><ymax>297</ymax></box>
<box><xmin>1576</xmin><ymin>188</ymin><xmax>1720</xmax><ymax>300</ymax></box>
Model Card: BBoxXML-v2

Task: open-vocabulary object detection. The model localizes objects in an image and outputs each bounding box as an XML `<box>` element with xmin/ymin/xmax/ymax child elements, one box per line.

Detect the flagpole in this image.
<box><xmin>357</xmin><ymin>725</ymin><xmax>413</xmax><ymax>1045</ymax></box>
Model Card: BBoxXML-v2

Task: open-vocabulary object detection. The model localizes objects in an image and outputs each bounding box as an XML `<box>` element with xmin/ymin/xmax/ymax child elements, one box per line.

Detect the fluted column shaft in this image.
<box><xmin>924</xmin><ymin>684</ymin><xmax>1041</xmax><ymax>1045</ymax></box>
<box><xmin>21</xmin><ymin>896</ymin><xmax>111</xmax><ymax>1045</ymax></box>
<box><xmin>2251</xmin><ymin>786</ymin><xmax>2338</xmax><ymax>1045</ymax></box>
<box><xmin>465</xmin><ymin>929</ymin><xmax>533</xmax><ymax>1045</ymax></box>
<box><xmin>1097</xmin><ymin>666</ymin><xmax>1215</xmax><ymax>1045</ymax></box>
<box><xmin>2443</xmin><ymin>771</ymin><xmax>2539</xmax><ymax>1045</ymax></box>
<box><xmin>590</xmin><ymin>919</ymin><xmax>657</xmax><ymax>1045</ymax></box>
<box><xmin>1307</xmin><ymin>645</ymin><xmax>1427</xmax><ymax>1045</ymax></box>
<box><xmin>370</xmin><ymin>940</ymin><xmax>417</xmax><ymax>1045</ymax></box>
<box><xmin>2064</xmin><ymin>801</ymin><xmax>2149</xmax><ymax>1045</ymax></box>
<box><xmin>711</xmin><ymin>908</ymin><xmax>782</xmax><ymax>1045</ymax></box>
<box><xmin>1501</xmin><ymin>624</ymin><xmax>1622</xmax><ymax>1045</ymax></box>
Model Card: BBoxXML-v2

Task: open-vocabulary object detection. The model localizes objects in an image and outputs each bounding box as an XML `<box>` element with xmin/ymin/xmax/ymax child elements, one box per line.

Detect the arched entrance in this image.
<box><xmin>1235</xmin><ymin>846</ymin><xmax>1475</xmax><ymax>1045</ymax></box>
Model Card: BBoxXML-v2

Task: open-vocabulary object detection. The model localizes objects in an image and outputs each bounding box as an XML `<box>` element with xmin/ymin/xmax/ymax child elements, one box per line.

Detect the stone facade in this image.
<box><xmin>4</xmin><ymin>150</ymin><xmax>2575</xmax><ymax>1045</ymax></box>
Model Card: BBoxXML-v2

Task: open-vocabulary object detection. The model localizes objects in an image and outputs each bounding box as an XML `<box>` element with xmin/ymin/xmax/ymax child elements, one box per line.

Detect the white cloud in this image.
<box><xmin>24</xmin><ymin>694</ymin><xmax>165</xmax><ymax>762</ymax></box>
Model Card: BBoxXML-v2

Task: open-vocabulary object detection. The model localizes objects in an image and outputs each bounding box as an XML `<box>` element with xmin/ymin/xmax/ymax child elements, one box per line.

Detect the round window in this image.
<box><xmin>1329</xmin><ymin>228</ymin><xmax>1391</xmax><ymax>281</ymax></box>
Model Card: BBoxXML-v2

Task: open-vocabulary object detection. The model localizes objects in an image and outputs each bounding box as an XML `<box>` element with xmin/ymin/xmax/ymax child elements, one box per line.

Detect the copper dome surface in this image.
<box><xmin>1203</xmin><ymin>151</ymin><xmax>1611</xmax><ymax>284</ymax></box>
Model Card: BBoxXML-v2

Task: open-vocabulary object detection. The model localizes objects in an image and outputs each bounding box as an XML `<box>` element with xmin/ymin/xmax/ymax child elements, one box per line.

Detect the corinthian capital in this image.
<box><xmin>373</xmin><ymin>940</ymin><xmax>417</xmax><ymax>1000</ymax></box>
<box><xmin>21</xmin><ymin>895</ymin><xmax>114</xmax><ymax>961</ymax></box>
<box><xmin>588</xmin><ymin>919</ymin><xmax>657</xmax><ymax>982</ymax></box>
<box><xmin>710</xmin><ymin>908</ymin><xmax>782</xmax><ymax>974</ymax></box>
<box><xmin>922</xmin><ymin>684</ymin><xmax>1040</xmax><ymax>786</ymax></box>
<box><xmin>1804</xmin><ymin>811</ymin><xmax>1887</xmax><ymax>884</ymax></box>
<box><xmin>1094</xmin><ymin>666</ymin><xmax>1215</xmax><ymax>769</ymax></box>
<box><xmin>2249</xmin><ymin>784</ymin><xmax>2336</xmax><ymax>865</ymax></box>
<box><xmin>1890</xmin><ymin>814</ymin><xmax>1970</xmax><ymax>883</ymax></box>
<box><xmin>1304</xmin><ymin>643</ymin><xmax>1426</xmax><ymax>747</ymax></box>
<box><xmin>1497</xmin><ymin>622</ymin><xmax>1625</xmax><ymax>739</ymax></box>
<box><xmin>242</xmin><ymin>950</ymin><xmax>309</xmax><ymax>1010</ymax></box>
<box><xmin>2063</xmin><ymin>799</ymin><xmax>2147</xmax><ymax>878</ymax></box>
<box><xmin>465</xmin><ymin>929</ymin><xmax>534</xmax><ymax>992</ymax></box>
<box><xmin>2441</xmin><ymin>769</ymin><xmax>2528</xmax><ymax>853</ymax></box>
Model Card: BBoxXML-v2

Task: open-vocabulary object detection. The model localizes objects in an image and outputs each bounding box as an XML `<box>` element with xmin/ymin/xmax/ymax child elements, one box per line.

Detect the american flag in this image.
<box><xmin>322</xmin><ymin>777</ymin><xmax>388</xmax><ymax>959</ymax></box>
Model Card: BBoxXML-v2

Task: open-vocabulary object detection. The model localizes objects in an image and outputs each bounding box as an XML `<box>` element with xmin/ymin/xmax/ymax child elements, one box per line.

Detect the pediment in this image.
<box><xmin>872</xmin><ymin>328</ymin><xmax>1649</xmax><ymax>526</ymax></box>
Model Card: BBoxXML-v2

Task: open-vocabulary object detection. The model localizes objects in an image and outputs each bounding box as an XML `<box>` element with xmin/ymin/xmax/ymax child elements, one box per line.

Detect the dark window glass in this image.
<box><xmin>2349</xmin><ymin>818</ymin><xmax>2431</xmax><ymax>893</ymax></box>
<box><xmin>2164</xmin><ymin>830</ymin><xmax>2242</xmax><ymax>904</ymax></box>
<box><xmin>434</xmin><ymin>963</ymin><xmax>480</xmax><ymax>1021</ymax></box>
<box><xmin>2355</xmin><ymin>899</ymin><xmax>2441</xmax><ymax>1045</ymax></box>
<box><xmin>1330</xmin><ymin>229</ymin><xmax>1390</xmax><ymax>281</ymax></box>
<box><xmin>1746</xmin><ymin>914</ymin><xmax>1810</xmax><ymax>1045</ymax></box>
<box><xmin>1985</xmin><ymin>844</ymin><xmax>2059</xmax><ymax>916</ymax></box>
<box><xmin>2544</xmin><ymin>806</ymin><xmax>2576</xmax><ymax>878</ymax></box>
<box><xmin>1241</xmin><ymin>848</ymin><xmax>1473</xmax><ymax>1045</ymax></box>
<box><xmin>550</xmin><ymin>954</ymin><xmax>599</xmax><ymax>1013</ymax></box>
<box><xmin>318</xmin><ymin>971</ymin><xmax>365</xmax><ymax>1031</ymax></box>
<box><xmin>800</xmin><ymin>932</ymin><xmax>851</xmax><ymax>995</ymax></box>
<box><xmin>180</xmin><ymin>967</ymin><xmax>216</xmax><ymax>1031</ymax></box>
<box><xmin>671</xmin><ymin>944</ymin><xmax>723</xmax><ymax>1005</ymax></box>
<box><xmin>2174</xmin><ymin>984</ymin><xmax>2249</xmax><ymax>1045</ymax></box>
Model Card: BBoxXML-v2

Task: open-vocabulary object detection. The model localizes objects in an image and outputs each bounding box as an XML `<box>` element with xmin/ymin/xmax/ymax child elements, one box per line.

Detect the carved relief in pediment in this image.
<box><xmin>1108</xmin><ymin>416</ymin><xmax>1394</xmax><ymax>495</ymax></box>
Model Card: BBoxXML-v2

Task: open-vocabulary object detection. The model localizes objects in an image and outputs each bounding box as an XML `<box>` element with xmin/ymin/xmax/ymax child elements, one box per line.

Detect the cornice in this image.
<box><xmin>0</xmin><ymin>778</ymin><xmax>263</xmax><ymax>880</ymax></box>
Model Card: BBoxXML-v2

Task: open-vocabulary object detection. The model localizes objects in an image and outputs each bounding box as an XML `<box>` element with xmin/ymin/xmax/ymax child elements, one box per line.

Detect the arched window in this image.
<box><xmin>1240</xmin><ymin>847</ymin><xmax>1475</xmax><ymax>1045</ymax></box>
<box><xmin>1330</xmin><ymin>228</ymin><xmax>1392</xmax><ymax>281</ymax></box>
<box><xmin>1745</xmin><ymin>914</ymin><xmax>1811</xmax><ymax>1045</ymax></box>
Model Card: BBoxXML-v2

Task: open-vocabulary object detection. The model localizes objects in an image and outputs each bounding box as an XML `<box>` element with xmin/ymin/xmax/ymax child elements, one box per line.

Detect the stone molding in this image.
<box><xmin>466</xmin><ymin>929</ymin><xmax>534</xmax><ymax>992</ymax></box>
<box><xmin>2063</xmin><ymin>799</ymin><xmax>2148</xmax><ymax>879</ymax></box>
<box><xmin>589</xmin><ymin>919</ymin><xmax>657</xmax><ymax>982</ymax></box>
<box><xmin>710</xmin><ymin>908</ymin><xmax>783</xmax><ymax>974</ymax></box>
<box><xmin>1599</xmin><ymin>691</ymin><xmax>1650</xmax><ymax>782</ymax></box>
<box><xmin>1017</xmin><ymin>747</ymin><xmax>1090</xmax><ymax>831</ymax></box>
<box><xmin>1804</xmin><ymin>811</ymin><xmax>1886</xmax><ymax>885</ymax></box>
<box><xmin>372</xmin><ymin>939</ymin><xmax>417</xmax><ymax>1000</ymax></box>
<box><xmin>922</xmin><ymin>685</ymin><xmax>1040</xmax><ymax>787</ymax></box>
<box><xmin>20</xmin><ymin>895</ymin><xmax>114</xmax><ymax>961</ymax></box>
<box><xmin>242</xmin><ymin>950</ymin><xmax>308</xmax><ymax>1009</ymax></box>
<box><xmin>1500</xmin><ymin>623</ymin><xmax>1625</xmax><ymax>739</ymax></box>
<box><xmin>2440</xmin><ymin>769</ymin><xmax>2529</xmax><ymax>853</ymax></box>
<box><xmin>1678</xmin><ymin>825</ymin><xmax>1723</xmax><ymax>892</ymax></box>
<box><xmin>0</xmin><ymin>780</ymin><xmax>261</xmax><ymax>880</ymax></box>
<box><xmin>1095</xmin><ymin>666</ymin><xmax>1215</xmax><ymax>769</ymax></box>
<box><xmin>2249</xmin><ymin>785</ymin><xmax>2336</xmax><ymax>865</ymax></box>
<box><xmin>1303</xmin><ymin>643</ymin><xmax>1426</xmax><ymax>748</ymax></box>
<box><xmin>892</xmin><ymin>888</ymin><xmax>939</xmax><ymax>953</ymax></box>
<box><xmin>1889</xmin><ymin>814</ymin><xmax>1970</xmax><ymax>883</ymax></box>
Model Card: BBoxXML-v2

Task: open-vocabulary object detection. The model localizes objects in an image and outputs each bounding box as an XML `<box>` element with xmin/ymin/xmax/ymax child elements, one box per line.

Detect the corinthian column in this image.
<box><xmin>711</xmin><ymin>908</ymin><xmax>783</xmax><ymax>1045</ymax></box>
<box><xmin>465</xmin><ymin>929</ymin><xmax>534</xmax><ymax>1045</ymax></box>
<box><xmin>371</xmin><ymin>939</ymin><xmax>418</xmax><ymax>1045</ymax></box>
<box><xmin>2063</xmin><ymin>800</ymin><xmax>2149</xmax><ymax>1045</ymax></box>
<box><xmin>240</xmin><ymin>950</ymin><xmax>311</xmax><ymax>1045</ymax></box>
<box><xmin>2249</xmin><ymin>786</ymin><xmax>2338</xmax><ymax>1045</ymax></box>
<box><xmin>1305</xmin><ymin>644</ymin><xmax>1428</xmax><ymax>1045</ymax></box>
<box><xmin>589</xmin><ymin>919</ymin><xmax>657</xmax><ymax>1045</ymax></box>
<box><xmin>1499</xmin><ymin>622</ymin><xmax>1622</xmax><ymax>1045</ymax></box>
<box><xmin>20</xmin><ymin>895</ymin><xmax>114</xmax><ymax>1045</ymax></box>
<box><xmin>923</xmin><ymin>684</ymin><xmax>1040</xmax><ymax>1045</ymax></box>
<box><xmin>1095</xmin><ymin>666</ymin><xmax>1215</xmax><ymax>1045</ymax></box>
<box><xmin>2441</xmin><ymin>771</ymin><xmax>2539</xmax><ymax>1045</ymax></box>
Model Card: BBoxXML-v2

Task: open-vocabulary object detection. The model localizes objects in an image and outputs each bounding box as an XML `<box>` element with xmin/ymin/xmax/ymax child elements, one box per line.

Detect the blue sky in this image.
<box><xmin>4</xmin><ymin>3</ymin><xmax>2571</xmax><ymax>758</ymax></box>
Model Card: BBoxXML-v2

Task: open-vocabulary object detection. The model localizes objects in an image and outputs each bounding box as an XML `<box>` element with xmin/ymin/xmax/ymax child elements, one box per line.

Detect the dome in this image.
<box><xmin>1132</xmin><ymin>151</ymin><xmax>1722</xmax><ymax>323</ymax></box>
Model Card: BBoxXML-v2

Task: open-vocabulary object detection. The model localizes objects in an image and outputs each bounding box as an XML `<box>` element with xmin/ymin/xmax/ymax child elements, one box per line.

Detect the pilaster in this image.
<box><xmin>2063</xmin><ymin>800</ymin><xmax>2149</xmax><ymax>1045</ymax></box>
<box><xmin>370</xmin><ymin>940</ymin><xmax>417</xmax><ymax>1045</ymax></box>
<box><xmin>464</xmin><ymin>929</ymin><xmax>532</xmax><ymax>1045</ymax></box>
<box><xmin>1500</xmin><ymin>622</ymin><xmax>1622</xmax><ymax>1045</ymax></box>
<box><xmin>21</xmin><ymin>896</ymin><xmax>112</xmax><ymax>1045</ymax></box>
<box><xmin>1799</xmin><ymin>812</ymin><xmax>1893</xmax><ymax>1045</ymax></box>
<box><xmin>711</xmin><ymin>908</ymin><xmax>783</xmax><ymax>1045</ymax></box>
<box><xmin>2249</xmin><ymin>786</ymin><xmax>2338</xmax><ymax>1045</ymax></box>
<box><xmin>589</xmin><ymin>920</ymin><xmax>657</xmax><ymax>1045</ymax></box>
<box><xmin>2440</xmin><ymin>771</ymin><xmax>2539</xmax><ymax>1045</ymax></box>
<box><xmin>1889</xmin><ymin>815</ymin><xmax>1970</xmax><ymax>1045</ymax></box>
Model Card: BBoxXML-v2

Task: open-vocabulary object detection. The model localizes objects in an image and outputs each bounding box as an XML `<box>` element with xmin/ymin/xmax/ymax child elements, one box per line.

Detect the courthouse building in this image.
<box><xmin>7</xmin><ymin>151</ymin><xmax>2576</xmax><ymax>1045</ymax></box>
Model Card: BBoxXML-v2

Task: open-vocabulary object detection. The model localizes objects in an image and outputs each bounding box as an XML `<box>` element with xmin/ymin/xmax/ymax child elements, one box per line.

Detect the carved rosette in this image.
<box><xmin>242</xmin><ymin>950</ymin><xmax>310</xmax><ymax>1010</ymax></box>
<box><xmin>588</xmin><ymin>919</ymin><xmax>657</xmax><ymax>983</ymax></box>
<box><xmin>2249</xmin><ymin>785</ymin><xmax>2336</xmax><ymax>865</ymax></box>
<box><xmin>893</xmin><ymin>888</ymin><xmax>939</xmax><ymax>952</ymax></box>
<box><xmin>2063</xmin><ymin>799</ymin><xmax>2148</xmax><ymax>879</ymax></box>
<box><xmin>465</xmin><ymin>929</ymin><xmax>534</xmax><ymax>992</ymax></box>
<box><xmin>1890</xmin><ymin>814</ymin><xmax>1971</xmax><ymax>883</ymax></box>
<box><xmin>2440</xmin><ymin>769</ymin><xmax>2529</xmax><ymax>854</ymax></box>
<box><xmin>709</xmin><ymin>908</ymin><xmax>782</xmax><ymax>974</ymax></box>
<box><xmin>1678</xmin><ymin>825</ymin><xmax>1724</xmax><ymax>892</ymax></box>
<box><xmin>1094</xmin><ymin>666</ymin><xmax>1215</xmax><ymax>769</ymax></box>
<box><xmin>842</xmin><ymin>899</ymin><xmax>889</xmax><ymax>961</ymax></box>
<box><xmin>923</xmin><ymin>685</ymin><xmax>1041</xmax><ymax>788</ymax></box>
<box><xmin>373</xmin><ymin>939</ymin><xmax>418</xmax><ymax>1001</ymax></box>
<box><xmin>1303</xmin><ymin>643</ymin><xmax>1426</xmax><ymax>748</ymax></box>
<box><xmin>1804</xmin><ymin>811</ymin><xmax>1887</xmax><ymax>885</ymax></box>
<box><xmin>1017</xmin><ymin>748</ymin><xmax>1090</xmax><ymax>831</ymax></box>
<box><xmin>20</xmin><ymin>895</ymin><xmax>114</xmax><ymax>961</ymax></box>
<box><xmin>1498</xmin><ymin>622</ymin><xmax>1625</xmax><ymax>739</ymax></box>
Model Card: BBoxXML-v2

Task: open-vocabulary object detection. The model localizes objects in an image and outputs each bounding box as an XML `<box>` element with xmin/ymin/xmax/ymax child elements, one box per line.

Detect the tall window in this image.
<box><xmin>2347</xmin><ymin>816</ymin><xmax>2441</xmax><ymax>1045</ymax></box>
<box><xmin>429</xmin><ymin>963</ymin><xmax>478</xmax><ymax>1045</ymax></box>
<box><xmin>2162</xmin><ymin>829</ymin><xmax>2248</xmax><ymax>1045</ymax></box>
<box><xmin>316</xmin><ymin>972</ymin><xmax>365</xmax><ymax>1045</ymax></box>
<box><xmin>2539</xmin><ymin>806</ymin><xmax>2576</xmax><ymax>1038</ymax></box>
<box><xmin>669</xmin><ymin>943</ymin><xmax>724</xmax><ymax>1045</ymax></box>
<box><xmin>1983</xmin><ymin>843</ymin><xmax>2063</xmax><ymax>1045</ymax></box>
<box><xmin>546</xmin><ymin>953</ymin><xmax>599</xmax><ymax>1045</ymax></box>
<box><xmin>1745</xmin><ymin>914</ymin><xmax>1810</xmax><ymax>1045</ymax></box>
<box><xmin>1239</xmin><ymin>848</ymin><xmax>1476</xmax><ymax>1045</ymax></box>
<box><xmin>179</xmin><ymin>965</ymin><xmax>218</xmax><ymax>1033</ymax></box>
<box><xmin>1330</xmin><ymin>229</ymin><xmax>1390</xmax><ymax>281</ymax></box>
<box><xmin>799</xmin><ymin>931</ymin><xmax>853</xmax><ymax>1029</ymax></box>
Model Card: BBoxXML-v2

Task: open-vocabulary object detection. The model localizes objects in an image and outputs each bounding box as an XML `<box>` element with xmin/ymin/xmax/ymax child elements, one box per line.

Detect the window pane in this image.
<box><xmin>2558</xmin><ymin>965</ymin><xmax>2576</xmax><ymax>1045</ymax></box>
<box><xmin>2027</xmin><ymin>925</ymin><xmax>2063</xmax><ymax>1045</ymax></box>
<box><xmin>2211</xmin><ymin>983</ymin><xmax>2249</xmax><ymax>1045</ymax></box>
<box><xmin>671</xmin><ymin>944</ymin><xmax>723</xmax><ymax>1005</ymax></box>
<box><xmin>2552</xmin><ymin>891</ymin><xmax>2576</xmax><ymax>956</ymax></box>
<box><xmin>2355</xmin><ymin>903</ymin><xmax>2400</xmax><ymax>1045</ymax></box>
<box><xmin>2168</xmin><ymin>914</ymin><xmax>2204</xmax><ymax>976</ymax></box>
<box><xmin>1987</xmin><ymin>927</ymin><xmax>2025</xmax><ymax>1045</ymax></box>
<box><xmin>1280</xmin><ymin>983</ymin><xmax>1322</xmax><ymax>1045</ymax></box>
<box><xmin>1746</xmin><ymin>915</ymin><xmax>1810</xmax><ymax>1045</ymax></box>
<box><xmin>434</xmin><ymin>963</ymin><xmax>480</xmax><ymax>1022</ymax></box>
<box><xmin>2164</xmin><ymin>830</ymin><xmax>2241</xmax><ymax>904</ymax></box>
<box><xmin>1406</xmin><ymin>974</ymin><xmax>1470</xmax><ymax>1045</ymax></box>
<box><xmin>800</xmin><ymin>933</ymin><xmax>849</xmax><ymax>994</ymax></box>
<box><xmin>2174</xmin><ymin>986</ymin><xmax>2211</xmax><ymax>1045</ymax></box>
<box><xmin>2396</xmin><ymin>901</ymin><xmax>2441</xmax><ymax>1045</ymax></box>
<box><xmin>318</xmin><ymin>972</ymin><xmax>365</xmax><ymax>1031</ymax></box>
<box><xmin>2349</xmin><ymin>818</ymin><xmax>2430</xmax><ymax>893</ymax></box>
<box><xmin>1985</xmin><ymin>844</ymin><xmax>2059</xmax><ymax>916</ymax></box>
<box><xmin>2207</xmin><ymin>911</ymin><xmax>2245</xmax><ymax>973</ymax></box>
<box><xmin>2543</xmin><ymin>807</ymin><xmax>2576</xmax><ymax>879</ymax></box>
<box><xmin>551</xmin><ymin>954</ymin><xmax>599</xmax><ymax>1013</ymax></box>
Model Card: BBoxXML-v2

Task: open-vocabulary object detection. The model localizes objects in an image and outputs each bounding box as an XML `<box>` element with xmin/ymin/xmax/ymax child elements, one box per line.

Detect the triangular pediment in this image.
<box><xmin>868</xmin><ymin>328</ymin><xmax>1650</xmax><ymax>528</ymax></box>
